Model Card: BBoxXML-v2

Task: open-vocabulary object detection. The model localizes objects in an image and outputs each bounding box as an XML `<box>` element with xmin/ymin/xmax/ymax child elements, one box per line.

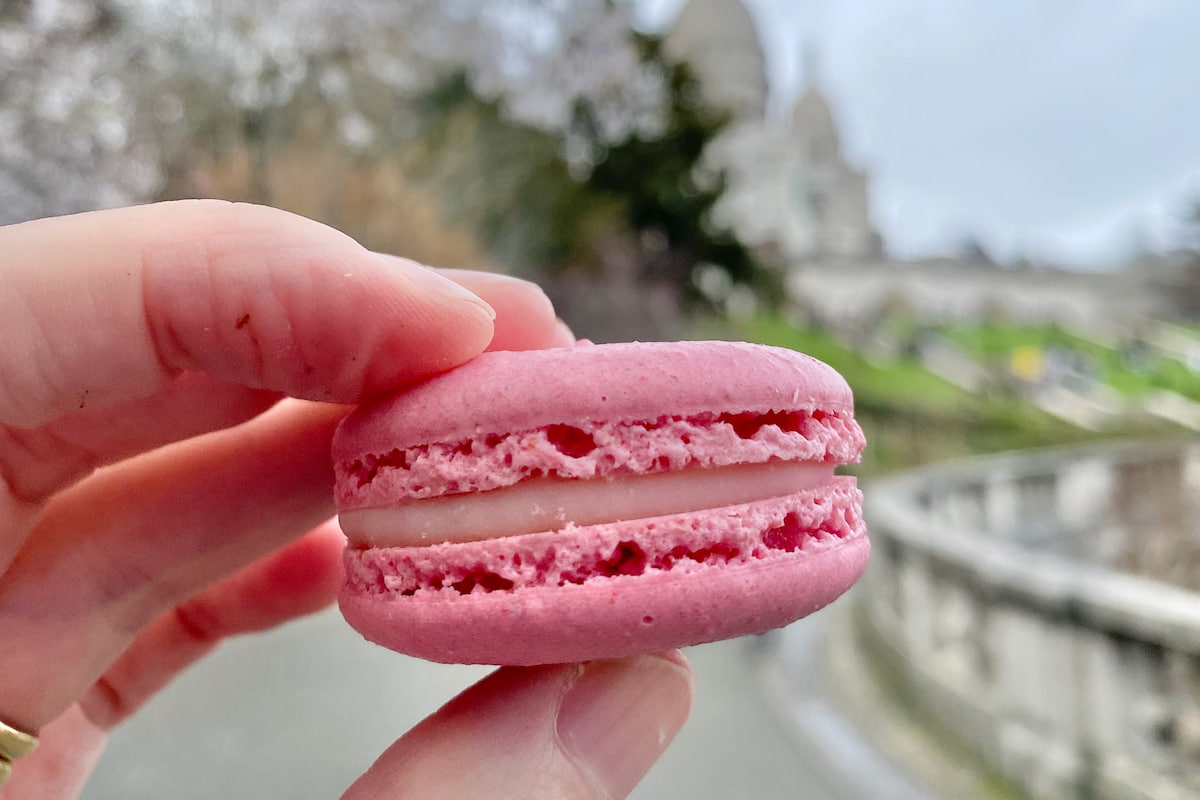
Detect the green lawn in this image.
<box><xmin>938</xmin><ymin>322</ymin><xmax>1200</xmax><ymax>400</ymax></box>
<box><xmin>726</xmin><ymin>315</ymin><xmax>966</xmax><ymax>416</ymax></box>
<box><xmin>690</xmin><ymin>315</ymin><xmax>1121</xmax><ymax>474</ymax></box>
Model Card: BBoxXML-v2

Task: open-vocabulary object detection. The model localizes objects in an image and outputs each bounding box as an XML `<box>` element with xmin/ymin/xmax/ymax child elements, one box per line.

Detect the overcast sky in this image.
<box><xmin>634</xmin><ymin>0</ymin><xmax>1200</xmax><ymax>267</ymax></box>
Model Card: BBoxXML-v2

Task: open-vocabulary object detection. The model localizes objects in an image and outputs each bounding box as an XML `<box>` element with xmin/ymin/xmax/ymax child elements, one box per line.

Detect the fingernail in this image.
<box><xmin>438</xmin><ymin>269</ymin><xmax>554</xmax><ymax>319</ymax></box>
<box><xmin>379</xmin><ymin>255</ymin><xmax>496</xmax><ymax>319</ymax></box>
<box><xmin>439</xmin><ymin>270</ymin><xmax>537</xmax><ymax>290</ymax></box>
<box><xmin>550</xmin><ymin>318</ymin><xmax>577</xmax><ymax>348</ymax></box>
<box><xmin>556</xmin><ymin>652</ymin><xmax>693</xmax><ymax>799</ymax></box>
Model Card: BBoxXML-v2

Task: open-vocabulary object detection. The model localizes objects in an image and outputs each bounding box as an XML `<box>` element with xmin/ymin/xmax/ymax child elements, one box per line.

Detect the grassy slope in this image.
<box><xmin>940</xmin><ymin>322</ymin><xmax>1200</xmax><ymax>399</ymax></box>
<box><xmin>692</xmin><ymin>316</ymin><xmax>1134</xmax><ymax>474</ymax></box>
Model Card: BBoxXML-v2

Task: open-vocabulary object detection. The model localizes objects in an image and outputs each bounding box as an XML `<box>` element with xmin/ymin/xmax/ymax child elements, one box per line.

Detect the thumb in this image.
<box><xmin>343</xmin><ymin>653</ymin><xmax>693</xmax><ymax>800</ymax></box>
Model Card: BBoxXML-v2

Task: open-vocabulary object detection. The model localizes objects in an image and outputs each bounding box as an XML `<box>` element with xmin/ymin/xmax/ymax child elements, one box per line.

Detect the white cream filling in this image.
<box><xmin>340</xmin><ymin>462</ymin><xmax>836</xmax><ymax>548</ymax></box>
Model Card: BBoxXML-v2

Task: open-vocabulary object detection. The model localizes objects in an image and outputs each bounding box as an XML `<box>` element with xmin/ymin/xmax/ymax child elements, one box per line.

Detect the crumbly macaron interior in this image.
<box><xmin>337</xmin><ymin>408</ymin><xmax>864</xmax><ymax>549</ymax></box>
<box><xmin>338</xmin><ymin>410</ymin><xmax>863</xmax><ymax>506</ymax></box>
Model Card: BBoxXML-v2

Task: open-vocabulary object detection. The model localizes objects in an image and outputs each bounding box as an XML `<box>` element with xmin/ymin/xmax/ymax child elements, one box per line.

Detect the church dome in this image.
<box><xmin>791</xmin><ymin>86</ymin><xmax>841</xmax><ymax>163</ymax></box>
<box><xmin>663</xmin><ymin>0</ymin><xmax>769</xmax><ymax>121</ymax></box>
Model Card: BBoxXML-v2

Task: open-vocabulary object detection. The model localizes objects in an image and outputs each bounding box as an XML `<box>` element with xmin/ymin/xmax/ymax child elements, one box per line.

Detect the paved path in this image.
<box><xmin>760</xmin><ymin>606</ymin><xmax>938</xmax><ymax>800</ymax></box>
<box><xmin>80</xmin><ymin>602</ymin><xmax>933</xmax><ymax>799</ymax></box>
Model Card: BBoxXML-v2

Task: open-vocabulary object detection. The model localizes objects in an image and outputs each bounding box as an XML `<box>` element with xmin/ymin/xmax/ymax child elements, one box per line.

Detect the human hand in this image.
<box><xmin>0</xmin><ymin>201</ymin><xmax>693</xmax><ymax>799</ymax></box>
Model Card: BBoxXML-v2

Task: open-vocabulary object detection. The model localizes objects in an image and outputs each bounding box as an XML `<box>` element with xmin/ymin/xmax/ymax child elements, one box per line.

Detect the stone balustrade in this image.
<box><xmin>860</xmin><ymin>439</ymin><xmax>1200</xmax><ymax>800</ymax></box>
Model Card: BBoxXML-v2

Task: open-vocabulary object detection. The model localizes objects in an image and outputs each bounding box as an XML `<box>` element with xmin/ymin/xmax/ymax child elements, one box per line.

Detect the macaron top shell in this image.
<box><xmin>333</xmin><ymin>340</ymin><xmax>854</xmax><ymax>458</ymax></box>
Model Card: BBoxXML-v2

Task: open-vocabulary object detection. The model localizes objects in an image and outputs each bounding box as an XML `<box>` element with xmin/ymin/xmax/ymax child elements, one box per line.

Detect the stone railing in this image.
<box><xmin>860</xmin><ymin>439</ymin><xmax>1200</xmax><ymax>800</ymax></box>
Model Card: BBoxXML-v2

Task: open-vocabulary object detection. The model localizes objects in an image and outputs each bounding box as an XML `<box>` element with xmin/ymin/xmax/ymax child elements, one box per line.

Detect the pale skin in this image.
<box><xmin>0</xmin><ymin>201</ymin><xmax>693</xmax><ymax>799</ymax></box>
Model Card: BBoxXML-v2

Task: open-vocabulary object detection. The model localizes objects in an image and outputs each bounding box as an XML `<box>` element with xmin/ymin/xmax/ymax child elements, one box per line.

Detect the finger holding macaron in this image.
<box><xmin>0</xmin><ymin>200</ymin><xmax>630</xmax><ymax>798</ymax></box>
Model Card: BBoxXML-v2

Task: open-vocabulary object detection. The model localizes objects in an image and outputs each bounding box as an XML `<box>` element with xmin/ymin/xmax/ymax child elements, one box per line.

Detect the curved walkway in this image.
<box><xmin>758</xmin><ymin>602</ymin><xmax>937</xmax><ymax>800</ymax></box>
<box><xmin>79</xmin><ymin>603</ymin><xmax>931</xmax><ymax>799</ymax></box>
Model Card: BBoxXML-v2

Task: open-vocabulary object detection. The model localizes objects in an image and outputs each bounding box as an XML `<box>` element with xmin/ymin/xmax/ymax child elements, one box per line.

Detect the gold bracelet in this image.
<box><xmin>0</xmin><ymin>717</ymin><xmax>38</xmax><ymax>788</ymax></box>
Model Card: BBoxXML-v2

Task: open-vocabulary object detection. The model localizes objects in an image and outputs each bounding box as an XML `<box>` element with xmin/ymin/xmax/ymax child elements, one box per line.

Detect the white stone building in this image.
<box><xmin>660</xmin><ymin>0</ymin><xmax>1181</xmax><ymax>335</ymax></box>
<box><xmin>663</xmin><ymin>0</ymin><xmax>882</xmax><ymax>263</ymax></box>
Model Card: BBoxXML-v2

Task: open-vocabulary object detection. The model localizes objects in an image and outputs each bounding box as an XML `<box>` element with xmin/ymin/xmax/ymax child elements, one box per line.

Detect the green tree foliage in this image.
<box><xmin>409</xmin><ymin>31</ymin><xmax>776</xmax><ymax>325</ymax></box>
<box><xmin>585</xmin><ymin>35</ymin><xmax>778</xmax><ymax>305</ymax></box>
<box><xmin>411</xmin><ymin>72</ymin><xmax>588</xmax><ymax>276</ymax></box>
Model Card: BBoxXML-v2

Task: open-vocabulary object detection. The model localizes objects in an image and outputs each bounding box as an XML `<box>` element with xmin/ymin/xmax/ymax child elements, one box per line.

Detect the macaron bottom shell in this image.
<box><xmin>339</xmin><ymin>479</ymin><xmax>868</xmax><ymax>665</ymax></box>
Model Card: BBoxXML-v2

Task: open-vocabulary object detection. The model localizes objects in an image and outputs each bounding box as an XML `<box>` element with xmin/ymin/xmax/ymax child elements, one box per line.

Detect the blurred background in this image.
<box><xmin>5</xmin><ymin>0</ymin><xmax>1200</xmax><ymax>797</ymax></box>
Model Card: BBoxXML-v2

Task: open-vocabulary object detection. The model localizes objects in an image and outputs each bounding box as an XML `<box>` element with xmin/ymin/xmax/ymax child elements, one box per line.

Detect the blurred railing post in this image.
<box><xmin>860</xmin><ymin>439</ymin><xmax>1200</xmax><ymax>800</ymax></box>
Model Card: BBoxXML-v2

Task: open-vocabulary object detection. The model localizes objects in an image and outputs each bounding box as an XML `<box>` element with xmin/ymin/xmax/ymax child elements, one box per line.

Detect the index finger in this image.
<box><xmin>0</xmin><ymin>200</ymin><xmax>496</xmax><ymax>430</ymax></box>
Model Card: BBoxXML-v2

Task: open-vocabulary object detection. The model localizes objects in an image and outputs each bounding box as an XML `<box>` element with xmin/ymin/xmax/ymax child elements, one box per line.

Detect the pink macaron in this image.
<box><xmin>333</xmin><ymin>340</ymin><xmax>868</xmax><ymax>665</ymax></box>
